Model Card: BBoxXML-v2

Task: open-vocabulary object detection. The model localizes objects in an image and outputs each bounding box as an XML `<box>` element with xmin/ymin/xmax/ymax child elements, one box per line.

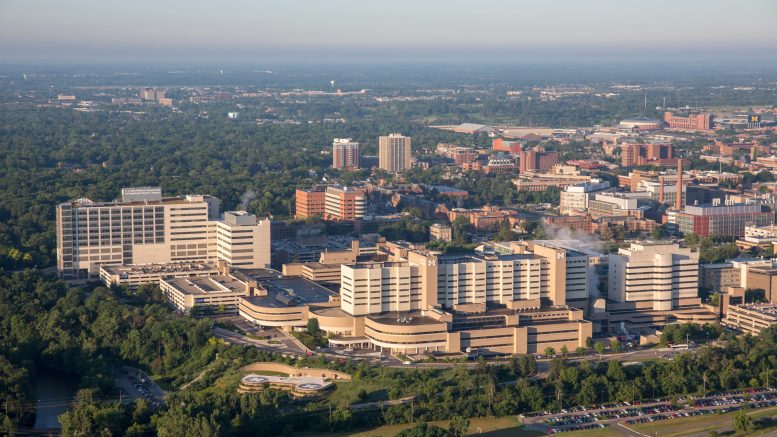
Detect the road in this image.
<box><xmin>213</xmin><ymin>321</ymin><xmax>697</xmax><ymax>372</ymax></box>
<box><xmin>115</xmin><ymin>366</ymin><xmax>166</xmax><ymax>406</ymax></box>
<box><xmin>212</xmin><ymin>326</ymin><xmax>307</xmax><ymax>356</ymax></box>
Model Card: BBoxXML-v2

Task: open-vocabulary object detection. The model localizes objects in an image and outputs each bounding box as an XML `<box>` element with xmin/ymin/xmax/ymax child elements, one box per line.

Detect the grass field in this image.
<box><xmin>325</xmin><ymin>416</ymin><xmax>537</xmax><ymax>437</ymax></box>
<box><xmin>324</xmin><ymin>380</ymin><xmax>386</xmax><ymax>405</ymax></box>
<box><xmin>630</xmin><ymin>405</ymin><xmax>777</xmax><ymax>437</ymax></box>
<box><xmin>549</xmin><ymin>426</ymin><xmax>622</xmax><ymax>437</ymax></box>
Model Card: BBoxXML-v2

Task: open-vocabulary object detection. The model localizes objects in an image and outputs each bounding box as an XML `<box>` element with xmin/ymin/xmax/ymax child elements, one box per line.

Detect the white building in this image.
<box><xmin>340</xmin><ymin>262</ymin><xmax>422</xmax><ymax>316</ymax></box>
<box><xmin>56</xmin><ymin>187</ymin><xmax>270</xmax><ymax>279</ymax></box>
<box><xmin>559</xmin><ymin>179</ymin><xmax>611</xmax><ymax>214</ymax></box>
<box><xmin>608</xmin><ymin>242</ymin><xmax>699</xmax><ymax>311</ymax></box>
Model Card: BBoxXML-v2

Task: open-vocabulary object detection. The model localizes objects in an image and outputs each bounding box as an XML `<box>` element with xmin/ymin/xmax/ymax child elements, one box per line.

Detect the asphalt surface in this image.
<box><xmin>115</xmin><ymin>366</ymin><xmax>166</xmax><ymax>407</ymax></box>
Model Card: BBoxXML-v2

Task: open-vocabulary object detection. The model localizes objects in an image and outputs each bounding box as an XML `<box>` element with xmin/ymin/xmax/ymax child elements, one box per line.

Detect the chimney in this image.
<box><xmin>675</xmin><ymin>159</ymin><xmax>683</xmax><ymax>211</ymax></box>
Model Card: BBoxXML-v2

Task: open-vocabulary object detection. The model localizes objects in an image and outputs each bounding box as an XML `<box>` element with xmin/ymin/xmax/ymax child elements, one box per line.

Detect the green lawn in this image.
<box><xmin>630</xmin><ymin>405</ymin><xmax>777</xmax><ymax>437</ymax></box>
<box><xmin>341</xmin><ymin>416</ymin><xmax>536</xmax><ymax>437</ymax></box>
<box><xmin>549</xmin><ymin>426</ymin><xmax>622</xmax><ymax>437</ymax></box>
<box><xmin>324</xmin><ymin>380</ymin><xmax>383</xmax><ymax>405</ymax></box>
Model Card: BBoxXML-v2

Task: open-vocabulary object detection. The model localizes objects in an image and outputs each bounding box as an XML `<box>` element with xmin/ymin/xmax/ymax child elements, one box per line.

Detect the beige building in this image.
<box><xmin>99</xmin><ymin>261</ymin><xmax>219</xmax><ymax>288</ymax></box>
<box><xmin>379</xmin><ymin>133</ymin><xmax>412</xmax><ymax>173</ymax></box>
<box><xmin>214</xmin><ymin>211</ymin><xmax>271</xmax><ymax>269</ymax></box>
<box><xmin>721</xmin><ymin>304</ymin><xmax>777</xmax><ymax>335</ymax></box>
<box><xmin>699</xmin><ymin>263</ymin><xmax>741</xmax><ymax>293</ymax></box>
<box><xmin>429</xmin><ymin>223</ymin><xmax>452</xmax><ymax>242</ymax></box>
<box><xmin>603</xmin><ymin>242</ymin><xmax>716</xmax><ymax>332</ymax></box>
<box><xmin>609</xmin><ymin>243</ymin><xmax>699</xmax><ymax>310</ymax></box>
<box><xmin>160</xmin><ymin>274</ymin><xmax>251</xmax><ymax>315</ymax></box>
<box><xmin>332</xmin><ymin>138</ymin><xmax>359</xmax><ymax>170</ymax></box>
<box><xmin>340</xmin><ymin>262</ymin><xmax>422</xmax><ymax>316</ymax></box>
<box><xmin>56</xmin><ymin>187</ymin><xmax>270</xmax><ymax>279</ymax></box>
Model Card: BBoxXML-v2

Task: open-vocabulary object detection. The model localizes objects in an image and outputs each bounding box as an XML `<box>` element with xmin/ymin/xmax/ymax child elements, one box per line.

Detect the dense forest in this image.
<box><xmin>1</xmin><ymin>271</ymin><xmax>776</xmax><ymax>435</ymax></box>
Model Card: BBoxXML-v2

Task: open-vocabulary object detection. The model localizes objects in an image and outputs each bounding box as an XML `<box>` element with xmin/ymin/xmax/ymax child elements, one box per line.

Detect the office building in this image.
<box><xmin>736</xmin><ymin>225</ymin><xmax>777</xmax><ymax>252</ymax></box>
<box><xmin>609</xmin><ymin>242</ymin><xmax>698</xmax><ymax>309</ymax></box>
<box><xmin>429</xmin><ymin>223</ymin><xmax>452</xmax><ymax>242</ymax></box>
<box><xmin>588</xmin><ymin>192</ymin><xmax>648</xmax><ymax>219</ymax></box>
<box><xmin>160</xmin><ymin>273</ymin><xmax>250</xmax><ymax>315</ymax></box>
<box><xmin>332</xmin><ymin>138</ymin><xmax>359</xmax><ymax>170</ymax></box>
<box><xmin>621</xmin><ymin>143</ymin><xmax>675</xmax><ymax>167</ymax></box>
<box><xmin>663</xmin><ymin>111</ymin><xmax>713</xmax><ymax>130</ymax></box>
<box><xmin>603</xmin><ymin>242</ymin><xmax>716</xmax><ymax>332</ymax></box>
<box><xmin>699</xmin><ymin>262</ymin><xmax>741</xmax><ymax>293</ymax></box>
<box><xmin>139</xmin><ymin>87</ymin><xmax>165</xmax><ymax>101</ymax></box>
<box><xmin>56</xmin><ymin>187</ymin><xmax>270</xmax><ymax>279</ymax></box>
<box><xmin>340</xmin><ymin>262</ymin><xmax>422</xmax><ymax>316</ymax></box>
<box><xmin>295</xmin><ymin>185</ymin><xmax>366</xmax><ymax>222</ymax></box>
<box><xmin>519</xmin><ymin>145</ymin><xmax>558</xmax><ymax>173</ymax></box>
<box><xmin>676</xmin><ymin>202</ymin><xmax>775</xmax><ymax>237</ymax></box>
<box><xmin>559</xmin><ymin>179</ymin><xmax>611</xmax><ymax>214</ymax></box>
<box><xmin>379</xmin><ymin>133</ymin><xmax>412</xmax><ymax>173</ymax></box>
<box><xmin>492</xmin><ymin>139</ymin><xmax>523</xmax><ymax>155</ymax></box>
<box><xmin>721</xmin><ymin>304</ymin><xmax>777</xmax><ymax>335</ymax></box>
<box><xmin>100</xmin><ymin>261</ymin><xmax>219</xmax><ymax>289</ymax></box>
<box><xmin>324</xmin><ymin>186</ymin><xmax>366</xmax><ymax>221</ymax></box>
<box><xmin>214</xmin><ymin>211</ymin><xmax>271</xmax><ymax>269</ymax></box>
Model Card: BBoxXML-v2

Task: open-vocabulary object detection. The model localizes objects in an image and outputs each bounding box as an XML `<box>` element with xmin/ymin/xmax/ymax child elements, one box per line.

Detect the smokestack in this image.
<box><xmin>675</xmin><ymin>159</ymin><xmax>683</xmax><ymax>211</ymax></box>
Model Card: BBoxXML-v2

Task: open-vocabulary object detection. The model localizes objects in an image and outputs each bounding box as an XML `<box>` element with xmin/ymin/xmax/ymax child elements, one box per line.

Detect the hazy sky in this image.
<box><xmin>1</xmin><ymin>0</ymin><xmax>776</xmax><ymax>63</ymax></box>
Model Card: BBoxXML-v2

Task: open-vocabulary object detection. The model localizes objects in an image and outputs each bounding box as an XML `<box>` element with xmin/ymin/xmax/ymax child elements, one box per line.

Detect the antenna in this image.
<box><xmin>644</xmin><ymin>95</ymin><xmax>647</xmax><ymax>111</ymax></box>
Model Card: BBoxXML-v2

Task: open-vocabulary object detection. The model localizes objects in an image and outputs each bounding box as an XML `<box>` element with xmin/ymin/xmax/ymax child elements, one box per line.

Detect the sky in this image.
<box><xmin>1</xmin><ymin>0</ymin><xmax>776</xmax><ymax>64</ymax></box>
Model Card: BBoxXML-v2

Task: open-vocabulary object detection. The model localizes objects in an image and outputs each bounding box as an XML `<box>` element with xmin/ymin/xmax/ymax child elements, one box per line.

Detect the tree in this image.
<box><xmin>594</xmin><ymin>341</ymin><xmax>605</xmax><ymax>359</ymax></box>
<box><xmin>733</xmin><ymin>410</ymin><xmax>752</xmax><ymax>432</ymax></box>
<box><xmin>560</xmin><ymin>345</ymin><xmax>569</xmax><ymax>358</ymax></box>
<box><xmin>610</xmin><ymin>339</ymin><xmax>622</xmax><ymax>353</ymax></box>
<box><xmin>651</xmin><ymin>224</ymin><xmax>667</xmax><ymax>240</ymax></box>
<box><xmin>544</xmin><ymin>347</ymin><xmax>555</xmax><ymax>357</ymax></box>
<box><xmin>397</xmin><ymin>422</ymin><xmax>448</xmax><ymax>437</ymax></box>
<box><xmin>452</xmin><ymin>216</ymin><xmax>472</xmax><ymax>244</ymax></box>
<box><xmin>494</xmin><ymin>219</ymin><xmax>514</xmax><ymax>242</ymax></box>
<box><xmin>330</xmin><ymin>402</ymin><xmax>353</xmax><ymax>431</ymax></box>
<box><xmin>448</xmin><ymin>416</ymin><xmax>470</xmax><ymax>437</ymax></box>
<box><xmin>307</xmin><ymin>318</ymin><xmax>321</xmax><ymax>336</ymax></box>
<box><xmin>684</xmin><ymin>233</ymin><xmax>700</xmax><ymax>248</ymax></box>
<box><xmin>576</xmin><ymin>347</ymin><xmax>587</xmax><ymax>356</ymax></box>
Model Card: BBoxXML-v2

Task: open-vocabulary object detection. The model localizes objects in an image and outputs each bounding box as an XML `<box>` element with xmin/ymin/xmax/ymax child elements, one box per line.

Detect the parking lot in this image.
<box><xmin>525</xmin><ymin>387</ymin><xmax>777</xmax><ymax>434</ymax></box>
<box><xmin>114</xmin><ymin>366</ymin><xmax>166</xmax><ymax>408</ymax></box>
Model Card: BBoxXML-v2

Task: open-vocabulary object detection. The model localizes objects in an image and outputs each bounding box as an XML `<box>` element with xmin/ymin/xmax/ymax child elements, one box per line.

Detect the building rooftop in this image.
<box><xmin>101</xmin><ymin>262</ymin><xmax>217</xmax><ymax>277</ymax></box>
<box><xmin>164</xmin><ymin>275</ymin><xmax>246</xmax><ymax>296</ymax></box>
<box><xmin>731</xmin><ymin>304</ymin><xmax>777</xmax><ymax>317</ymax></box>
<box><xmin>244</xmin><ymin>277</ymin><xmax>336</xmax><ymax>308</ymax></box>
<box><xmin>368</xmin><ymin>312</ymin><xmax>445</xmax><ymax>326</ymax></box>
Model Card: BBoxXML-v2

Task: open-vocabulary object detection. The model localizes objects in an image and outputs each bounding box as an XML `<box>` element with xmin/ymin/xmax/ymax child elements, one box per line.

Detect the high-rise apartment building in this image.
<box><xmin>378</xmin><ymin>134</ymin><xmax>412</xmax><ymax>173</ymax></box>
<box><xmin>518</xmin><ymin>145</ymin><xmax>558</xmax><ymax>173</ymax></box>
<box><xmin>295</xmin><ymin>185</ymin><xmax>365</xmax><ymax>221</ymax></box>
<box><xmin>332</xmin><ymin>138</ymin><xmax>359</xmax><ymax>170</ymax></box>
<box><xmin>663</xmin><ymin>111</ymin><xmax>713</xmax><ymax>130</ymax></box>
<box><xmin>139</xmin><ymin>87</ymin><xmax>165</xmax><ymax>101</ymax></box>
<box><xmin>56</xmin><ymin>187</ymin><xmax>270</xmax><ymax>279</ymax></box>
